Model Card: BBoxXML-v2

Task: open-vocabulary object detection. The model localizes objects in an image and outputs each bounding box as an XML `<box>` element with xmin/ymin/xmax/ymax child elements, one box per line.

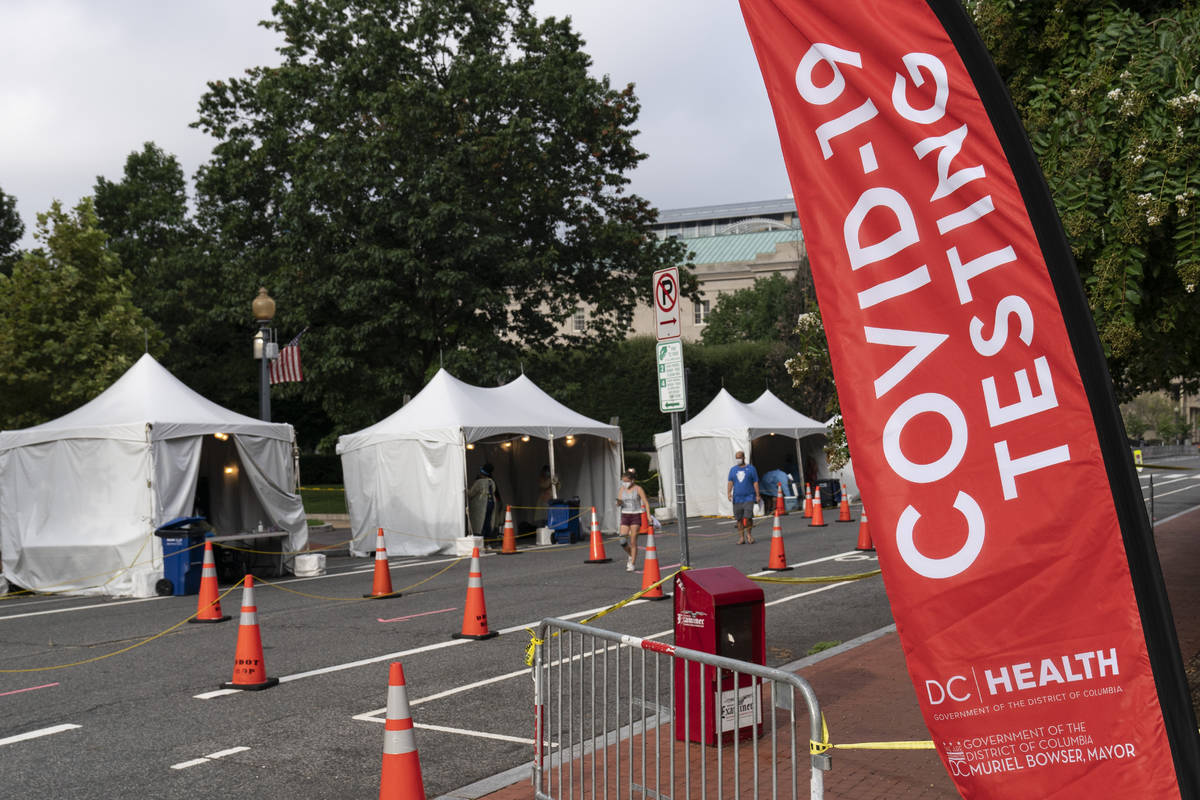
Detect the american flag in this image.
<box><xmin>269</xmin><ymin>329</ymin><xmax>306</xmax><ymax>384</ymax></box>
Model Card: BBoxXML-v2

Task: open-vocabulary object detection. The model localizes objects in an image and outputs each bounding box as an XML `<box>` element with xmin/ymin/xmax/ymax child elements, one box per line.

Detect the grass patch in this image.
<box><xmin>806</xmin><ymin>640</ymin><xmax>841</xmax><ymax>656</ymax></box>
<box><xmin>301</xmin><ymin>485</ymin><xmax>347</xmax><ymax>515</ymax></box>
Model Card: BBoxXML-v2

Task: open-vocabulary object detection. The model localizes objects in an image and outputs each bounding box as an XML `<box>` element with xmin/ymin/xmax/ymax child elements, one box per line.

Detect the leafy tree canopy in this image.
<box><xmin>0</xmin><ymin>198</ymin><xmax>163</xmax><ymax>428</ymax></box>
<box><xmin>94</xmin><ymin>142</ymin><xmax>191</xmax><ymax>287</ymax></box>
<box><xmin>0</xmin><ymin>185</ymin><xmax>23</xmax><ymax>276</ymax></box>
<box><xmin>701</xmin><ymin>269</ymin><xmax>814</xmax><ymax>346</ymax></box>
<box><xmin>192</xmin><ymin>0</ymin><xmax>691</xmax><ymax>436</ymax></box>
<box><xmin>92</xmin><ymin>143</ymin><xmax>252</xmax><ymax>417</ymax></box>
<box><xmin>971</xmin><ymin>0</ymin><xmax>1200</xmax><ymax>398</ymax></box>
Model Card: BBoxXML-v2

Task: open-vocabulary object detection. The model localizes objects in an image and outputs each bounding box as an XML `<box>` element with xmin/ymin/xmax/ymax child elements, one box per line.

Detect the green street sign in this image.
<box><xmin>656</xmin><ymin>339</ymin><xmax>686</xmax><ymax>413</ymax></box>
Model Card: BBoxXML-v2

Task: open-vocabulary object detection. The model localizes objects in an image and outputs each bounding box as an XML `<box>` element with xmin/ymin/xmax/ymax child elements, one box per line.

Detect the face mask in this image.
<box><xmin>737</xmin><ymin>458</ymin><xmax>745</xmax><ymax>465</ymax></box>
<box><xmin>622</xmin><ymin>479</ymin><xmax>633</xmax><ymax>486</ymax></box>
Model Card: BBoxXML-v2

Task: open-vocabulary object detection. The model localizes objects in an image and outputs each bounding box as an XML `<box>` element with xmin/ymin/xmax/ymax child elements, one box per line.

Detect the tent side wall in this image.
<box><xmin>552</xmin><ymin>436</ymin><xmax>620</xmax><ymax>533</ymax></box>
<box><xmin>343</xmin><ymin>438</ymin><xmax>466</xmax><ymax>556</ymax></box>
<box><xmin>0</xmin><ymin>437</ymin><xmax>155</xmax><ymax>596</ymax></box>
<box><xmin>656</xmin><ymin>434</ymin><xmax>746</xmax><ymax>518</ymax></box>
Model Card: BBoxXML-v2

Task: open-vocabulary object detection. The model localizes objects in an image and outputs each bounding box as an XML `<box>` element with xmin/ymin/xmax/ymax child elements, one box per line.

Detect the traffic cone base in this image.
<box><xmin>499</xmin><ymin>506</ymin><xmax>519</xmax><ymax>555</ymax></box>
<box><xmin>365</xmin><ymin>527</ymin><xmax>403</xmax><ymax>598</ymax></box>
<box><xmin>189</xmin><ymin>540</ymin><xmax>231</xmax><ymax>623</ymax></box>
<box><xmin>221</xmin><ymin>676</ymin><xmax>279</xmax><ymax>691</ymax></box>
<box><xmin>452</xmin><ymin>547</ymin><xmax>498</xmax><ymax>639</ymax></box>
<box><xmin>584</xmin><ymin>506</ymin><xmax>612</xmax><ymax>563</ymax></box>
<box><xmin>220</xmin><ymin>575</ymin><xmax>277</xmax><ymax>691</ymax></box>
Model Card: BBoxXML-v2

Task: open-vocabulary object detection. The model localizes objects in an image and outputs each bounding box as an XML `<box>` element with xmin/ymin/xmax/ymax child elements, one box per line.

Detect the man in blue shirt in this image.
<box><xmin>726</xmin><ymin>450</ymin><xmax>761</xmax><ymax>545</ymax></box>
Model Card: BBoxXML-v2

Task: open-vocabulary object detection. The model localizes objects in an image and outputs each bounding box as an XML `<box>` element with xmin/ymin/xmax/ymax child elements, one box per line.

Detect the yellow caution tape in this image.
<box><xmin>253</xmin><ymin>555</ymin><xmax>465</xmax><ymax>601</ymax></box>
<box><xmin>809</xmin><ymin>712</ymin><xmax>937</xmax><ymax>754</ymax></box>
<box><xmin>0</xmin><ymin>578</ymin><xmax>246</xmax><ymax>673</ymax></box>
<box><xmin>523</xmin><ymin>567</ymin><xmax>686</xmax><ymax>666</ymax></box>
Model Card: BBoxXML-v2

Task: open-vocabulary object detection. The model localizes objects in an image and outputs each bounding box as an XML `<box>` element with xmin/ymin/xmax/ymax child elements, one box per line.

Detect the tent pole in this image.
<box><xmin>547</xmin><ymin>437</ymin><xmax>558</xmax><ymax>500</ymax></box>
<box><xmin>462</xmin><ymin>431</ymin><xmax>471</xmax><ymax>537</ymax></box>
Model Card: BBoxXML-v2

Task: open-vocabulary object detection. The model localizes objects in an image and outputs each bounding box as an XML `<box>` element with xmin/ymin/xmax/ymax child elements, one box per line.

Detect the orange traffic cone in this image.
<box><xmin>499</xmin><ymin>506</ymin><xmax>519</xmax><ymax>555</ymax></box>
<box><xmin>220</xmin><ymin>575</ymin><xmax>278</xmax><ymax>690</ymax></box>
<box><xmin>379</xmin><ymin>662</ymin><xmax>427</xmax><ymax>800</ymax></box>
<box><xmin>763</xmin><ymin>509</ymin><xmax>793</xmax><ymax>571</ymax></box>
<box><xmin>639</xmin><ymin>510</ymin><xmax>651</xmax><ymax>535</ymax></box>
<box><xmin>189</xmin><ymin>540</ymin><xmax>230</xmax><ymax>623</ymax></box>
<box><xmin>774</xmin><ymin>483</ymin><xmax>786</xmax><ymax>516</ymax></box>
<box><xmin>639</xmin><ymin>531</ymin><xmax>669</xmax><ymax>601</ymax></box>
<box><xmin>803</xmin><ymin>484</ymin><xmax>813</xmax><ymax>518</ymax></box>
<box><xmin>809</xmin><ymin>486</ymin><xmax>828</xmax><ymax>527</ymax></box>
<box><xmin>584</xmin><ymin>507</ymin><xmax>611</xmax><ymax>563</ymax></box>
<box><xmin>836</xmin><ymin>483</ymin><xmax>854</xmax><ymax>523</ymax></box>
<box><xmin>452</xmin><ymin>547</ymin><xmax>498</xmax><ymax>640</ymax></box>
<box><xmin>364</xmin><ymin>528</ymin><xmax>402</xmax><ymax>599</ymax></box>
<box><xmin>855</xmin><ymin>507</ymin><xmax>874</xmax><ymax>551</ymax></box>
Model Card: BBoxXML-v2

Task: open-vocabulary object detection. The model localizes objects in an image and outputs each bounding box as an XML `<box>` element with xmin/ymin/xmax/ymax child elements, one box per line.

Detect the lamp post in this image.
<box><xmin>252</xmin><ymin>287</ymin><xmax>276</xmax><ymax>422</ymax></box>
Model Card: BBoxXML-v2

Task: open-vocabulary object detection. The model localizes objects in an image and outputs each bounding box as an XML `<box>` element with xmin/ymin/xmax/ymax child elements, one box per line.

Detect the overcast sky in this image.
<box><xmin>0</xmin><ymin>0</ymin><xmax>792</xmax><ymax>249</ymax></box>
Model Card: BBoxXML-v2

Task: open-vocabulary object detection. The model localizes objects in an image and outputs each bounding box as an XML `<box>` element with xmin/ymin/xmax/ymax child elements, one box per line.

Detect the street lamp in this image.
<box><xmin>252</xmin><ymin>287</ymin><xmax>277</xmax><ymax>422</ymax></box>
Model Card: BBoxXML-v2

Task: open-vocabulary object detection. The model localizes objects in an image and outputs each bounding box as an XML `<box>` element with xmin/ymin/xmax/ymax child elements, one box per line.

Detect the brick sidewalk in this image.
<box><xmin>459</xmin><ymin>508</ymin><xmax>1200</xmax><ymax>799</ymax></box>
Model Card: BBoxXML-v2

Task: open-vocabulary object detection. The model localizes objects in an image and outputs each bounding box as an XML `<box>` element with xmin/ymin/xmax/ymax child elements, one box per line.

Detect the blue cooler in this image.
<box><xmin>547</xmin><ymin>497</ymin><xmax>581</xmax><ymax>544</ymax></box>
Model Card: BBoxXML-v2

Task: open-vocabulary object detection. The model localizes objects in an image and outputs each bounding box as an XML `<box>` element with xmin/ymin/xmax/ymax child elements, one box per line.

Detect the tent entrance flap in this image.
<box><xmin>197</xmin><ymin>436</ymin><xmax>270</xmax><ymax>534</ymax></box>
<box><xmin>465</xmin><ymin>433</ymin><xmax>619</xmax><ymax>534</ymax></box>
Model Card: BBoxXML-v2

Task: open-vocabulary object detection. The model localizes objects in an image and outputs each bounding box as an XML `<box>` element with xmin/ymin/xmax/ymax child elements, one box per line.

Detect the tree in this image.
<box><xmin>0</xmin><ymin>185</ymin><xmax>23</xmax><ymax>276</ymax></box>
<box><xmin>92</xmin><ymin>143</ymin><xmax>254</xmax><ymax>418</ymax></box>
<box><xmin>1121</xmin><ymin>391</ymin><xmax>1189</xmax><ymax>443</ymax></box>
<box><xmin>191</xmin><ymin>0</ymin><xmax>690</xmax><ymax>435</ymax></box>
<box><xmin>970</xmin><ymin>1</ymin><xmax>1200</xmax><ymax>399</ymax></box>
<box><xmin>700</xmin><ymin>270</ymin><xmax>814</xmax><ymax>346</ymax></box>
<box><xmin>0</xmin><ymin>198</ymin><xmax>163</xmax><ymax>428</ymax></box>
<box><xmin>94</xmin><ymin>143</ymin><xmax>191</xmax><ymax>289</ymax></box>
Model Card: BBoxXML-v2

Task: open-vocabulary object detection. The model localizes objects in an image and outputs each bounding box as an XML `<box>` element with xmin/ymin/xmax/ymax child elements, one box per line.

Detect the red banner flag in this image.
<box><xmin>738</xmin><ymin>0</ymin><xmax>1200</xmax><ymax>796</ymax></box>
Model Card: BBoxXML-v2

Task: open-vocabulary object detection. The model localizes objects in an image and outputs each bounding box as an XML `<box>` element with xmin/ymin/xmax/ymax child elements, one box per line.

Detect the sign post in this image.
<box><xmin>653</xmin><ymin>267</ymin><xmax>689</xmax><ymax>567</ymax></box>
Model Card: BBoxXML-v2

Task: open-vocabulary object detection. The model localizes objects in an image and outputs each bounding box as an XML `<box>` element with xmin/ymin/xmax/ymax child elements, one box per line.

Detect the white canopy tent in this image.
<box><xmin>337</xmin><ymin>370</ymin><xmax>622</xmax><ymax>556</ymax></box>
<box><xmin>653</xmin><ymin>389</ymin><xmax>827</xmax><ymax>517</ymax></box>
<box><xmin>0</xmin><ymin>354</ymin><xmax>307</xmax><ymax>597</ymax></box>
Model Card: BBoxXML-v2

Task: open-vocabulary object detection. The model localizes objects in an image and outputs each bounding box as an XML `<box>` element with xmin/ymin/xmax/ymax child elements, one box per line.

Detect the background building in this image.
<box><xmin>570</xmin><ymin>198</ymin><xmax>809</xmax><ymax>340</ymax></box>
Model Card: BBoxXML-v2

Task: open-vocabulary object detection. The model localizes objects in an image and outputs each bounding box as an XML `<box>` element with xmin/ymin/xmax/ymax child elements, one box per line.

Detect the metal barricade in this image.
<box><xmin>533</xmin><ymin>617</ymin><xmax>829</xmax><ymax>799</ymax></box>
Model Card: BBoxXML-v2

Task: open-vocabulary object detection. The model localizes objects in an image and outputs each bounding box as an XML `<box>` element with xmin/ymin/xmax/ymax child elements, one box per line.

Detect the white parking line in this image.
<box><xmin>198</xmin><ymin>550</ymin><xmax>867</xmax><ymax>700</ymax></box>
<box><xmin>193</xmin><ymin>689</ymin><xmax>242</xmax><ymax>699</ymax></box>
<box><xmin>169</xmin><ymin>745</ymin><xmax>250</xmax><ymax>770</ymax></box>
<box><xmin>413</xmin><ymin>723</ymin><xmax>534</xmax><ymax>744</ymax></box>
<box><xmin>1149</xmin><ymin>484</ymin><xmax>1200</xmax><ymax>500</ymax></box>
<box><xmin>0</xmin><ymin>723</ymin><xmax>81</xmax><ymax>747</ymax></box>
<box><xmin>0</xmin><ymin>596</ymin><xmax>163</xmax><ymax>622</ymax></box>
<box><xmin>349</xmin><ymin>559</ymin><xmax>873</xmax><ymax>727</ymax></box>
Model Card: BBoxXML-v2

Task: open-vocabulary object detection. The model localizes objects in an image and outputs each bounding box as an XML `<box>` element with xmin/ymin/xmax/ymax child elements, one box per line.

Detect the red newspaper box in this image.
<box><xmin>673</xmin><ymin>566</ymin><xmax>765</xmax><ymax>745</ymax></box>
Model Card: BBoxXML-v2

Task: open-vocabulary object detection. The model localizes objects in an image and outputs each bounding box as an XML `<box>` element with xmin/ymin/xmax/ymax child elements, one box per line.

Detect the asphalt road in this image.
<box><xmin>0</xmin><ymin>510</ymin><xmax>888</xmax><ymax>799</ymax></box>
<box><xmin>1</xmin><ymin>459</ymin><xmax>1196</xmax><ymax>799</ymax></box>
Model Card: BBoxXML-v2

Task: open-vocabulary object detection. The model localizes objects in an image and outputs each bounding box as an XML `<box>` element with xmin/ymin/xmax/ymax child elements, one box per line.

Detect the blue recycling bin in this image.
<box><xmin>547</xmin><ymin>497</ymin><xmax>581</xmax><ymax>544</ymax></box>
<box><xmin>153</xmin><ymin>516</ymin><xmax>211</xmax><ymax>596</ymax></box>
